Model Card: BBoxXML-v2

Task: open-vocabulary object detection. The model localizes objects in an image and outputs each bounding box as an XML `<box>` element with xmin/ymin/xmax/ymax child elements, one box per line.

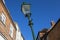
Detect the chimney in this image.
<box><xmin>39</xmin><ymin>28</ymin><xmax>48</xmax><ymax>37</ymax></box>
<box><xmin>51</xmin><ymin>21</ymin><xmax>55</xmax><ymax>27</ymax></box>
<box><xmin>39</xmin><ymin>33</ymin><xmax>45</xmax><ymax>37</ymax></box>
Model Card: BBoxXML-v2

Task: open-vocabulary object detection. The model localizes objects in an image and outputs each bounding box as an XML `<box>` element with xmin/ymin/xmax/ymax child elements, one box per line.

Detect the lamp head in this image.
<box><xmin>21</xmin><ymin>2</ymin><xmax>31</xmax><ymax>16</ymax></box>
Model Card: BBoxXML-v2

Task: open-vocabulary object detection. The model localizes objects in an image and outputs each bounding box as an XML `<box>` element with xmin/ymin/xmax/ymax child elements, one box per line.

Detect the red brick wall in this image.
<box><xmin>0</xmin><ymin>0</ymin><xmax>16</xmax><ymax>40</ymax></box>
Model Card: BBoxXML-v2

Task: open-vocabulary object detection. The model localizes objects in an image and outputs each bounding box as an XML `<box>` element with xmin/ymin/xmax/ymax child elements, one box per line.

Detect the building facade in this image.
<box><xmin>14</xmin><ymin>22</ymin><xmax>24</xmax><ymax>40</ymax></box>
<box><xmin>36</xmin><ymin>19</ymin><xmax>60</xmax><ymax>40</ymax></box>
<box><xmin>0</xmin><ymin>0</ymin><xmax>17</xmax><ymax>40</ymax></box>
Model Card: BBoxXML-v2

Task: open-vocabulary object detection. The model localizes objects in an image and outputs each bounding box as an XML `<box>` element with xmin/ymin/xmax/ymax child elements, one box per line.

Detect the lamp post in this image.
<box><xmin>21</xmin><ymin>2</ymin><xmax>36</xmax><ymax>40</ymax></box>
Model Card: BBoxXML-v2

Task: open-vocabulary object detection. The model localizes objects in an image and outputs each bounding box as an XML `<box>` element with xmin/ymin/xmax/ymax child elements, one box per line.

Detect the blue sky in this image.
<box><xmin>5</xmin><ymin>0</ymin><xmax>60</xmax><ymax>40</ymax></box>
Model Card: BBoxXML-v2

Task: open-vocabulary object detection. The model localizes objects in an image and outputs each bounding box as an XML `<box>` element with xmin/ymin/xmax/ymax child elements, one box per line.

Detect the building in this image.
<box><xmin>36</xmin><ymin>19</ymin><xmax>60</xmax><ymax>40</ymax></box>
<box><xmin>0</xmin><ymin>0</ymin><xmax>17</xmax><ymax>40</ymax></box>
<box><xmin>14</xmin><ymin>22</ymin><xmax>24</xmax><ymax>40</ymax></box>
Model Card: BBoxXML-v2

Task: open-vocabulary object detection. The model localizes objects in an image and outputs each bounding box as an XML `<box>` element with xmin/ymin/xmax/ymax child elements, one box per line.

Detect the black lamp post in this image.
<box><xmin>21</xmin><ymin>2</ymin><xmax>36</xmax><ymax>40</ymax></box>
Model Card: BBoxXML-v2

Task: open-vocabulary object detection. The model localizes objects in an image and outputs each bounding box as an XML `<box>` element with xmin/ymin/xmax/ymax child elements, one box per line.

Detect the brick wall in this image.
<box><xmin>0</xmin><ymin>0</ymin><xmax>16</xmax><ymax>40</ymax></box>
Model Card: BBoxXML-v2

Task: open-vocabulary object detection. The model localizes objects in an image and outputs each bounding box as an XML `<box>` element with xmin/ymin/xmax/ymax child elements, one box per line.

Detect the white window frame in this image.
<box><xmin>9</xmin><ymin>23</ymin><xmax>14</xmax><ymax>38</ymax></box>
<box><xmin>1</xmin><ymin>12</ymin><xmax>6</xmax><ymax>24</ymax></box>
<box><xmin>0</xmin><ymin>15</ymin><xmax>2</xmax><ymax>21</ymax></box>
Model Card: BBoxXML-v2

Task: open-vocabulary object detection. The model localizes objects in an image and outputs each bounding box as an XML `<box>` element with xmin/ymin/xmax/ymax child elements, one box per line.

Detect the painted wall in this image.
<box><xmin>14</xmin><ymin>22</ymin><xmax>24</xmax><ymax>40</ymax></box>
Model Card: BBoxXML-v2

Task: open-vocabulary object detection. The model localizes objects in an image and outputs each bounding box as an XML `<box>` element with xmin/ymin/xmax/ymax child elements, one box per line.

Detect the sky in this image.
<box><xmin>5</xmin><ymin>0</ymin><xmax>60</xmax><ymax>40</ymax></box>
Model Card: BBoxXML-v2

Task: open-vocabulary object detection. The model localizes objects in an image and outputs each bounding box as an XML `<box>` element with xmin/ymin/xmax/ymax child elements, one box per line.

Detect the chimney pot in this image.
<box><xmin>51</xmin><ymin>21</ymin><xmax>55</xmax><ymax>27</ymax></box>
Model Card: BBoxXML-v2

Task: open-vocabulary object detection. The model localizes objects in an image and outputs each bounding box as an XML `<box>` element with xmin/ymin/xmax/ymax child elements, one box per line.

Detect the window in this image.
<box><xmin>1</xmin><ymin>13</ymin><xmax>6</xmax><ymax>24</ymax></box>
<box><xmin>9</xmin><ymin>23</ymin><xmax>14</xmax><ymax>38</ymax></box>
<box><xmin>0</xmin><ymin>15</ymin><xmax>2</xmax><ymax>21</ymax></box>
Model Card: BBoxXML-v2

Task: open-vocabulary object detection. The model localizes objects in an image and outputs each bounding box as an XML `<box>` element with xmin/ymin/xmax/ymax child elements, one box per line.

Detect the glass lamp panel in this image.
<box><xmin>22</xmin><ymin>4</ymin><xmax>30</xmax><ymax>14</ymax></box>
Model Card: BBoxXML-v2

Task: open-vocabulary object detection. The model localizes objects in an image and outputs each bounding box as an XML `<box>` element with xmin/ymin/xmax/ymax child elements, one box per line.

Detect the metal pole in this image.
<box><xmin>30</xmin><ymin>25</ymin><xmax>36</xmax><ymax>40</ymax></box>
<box><xmin>26</xmin><ymin>14</ymin><xmax>36</xmax><ymax>40</ymax></box>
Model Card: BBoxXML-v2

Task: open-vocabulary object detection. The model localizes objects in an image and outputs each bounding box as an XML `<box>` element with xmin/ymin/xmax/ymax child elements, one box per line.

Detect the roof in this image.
<box><xmin>42</xmin><ymin>18</ymin><xmax>60</xmax><ymax>38</ymax></box>
<box><xmin>39</xmin><ymin>28</ymin><xmax>48</xmax><ymax>33</ymax></box>
<box><xmin>47</xmin><ymin>18</ymin><xmax>60</xmax><ymax>33</ymax></box>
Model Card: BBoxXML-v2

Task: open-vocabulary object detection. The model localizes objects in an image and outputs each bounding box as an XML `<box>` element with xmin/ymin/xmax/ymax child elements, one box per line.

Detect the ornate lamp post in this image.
<box><xmin>21</xmin><ymin>2</ymin><xmax>36</xmax><ymax>40</ymax></box>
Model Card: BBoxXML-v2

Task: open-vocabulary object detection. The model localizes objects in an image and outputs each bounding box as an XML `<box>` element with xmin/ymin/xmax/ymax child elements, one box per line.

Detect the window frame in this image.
<box><xmin>9</xmin><ymin>23</ymin><xmax>14</xmax><ymax>38</ymax></box>
<box><xmin>0</xmin><ymin>12</ymin><xmax>6</xmax><ymax>24</ymax></box>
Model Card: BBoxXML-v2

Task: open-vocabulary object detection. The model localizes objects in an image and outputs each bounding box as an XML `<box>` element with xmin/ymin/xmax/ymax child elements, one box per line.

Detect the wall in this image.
<box><xmin>0</xmin><ymin>0</ymin><xmax>16</xmax><ymax>40</ymax></box>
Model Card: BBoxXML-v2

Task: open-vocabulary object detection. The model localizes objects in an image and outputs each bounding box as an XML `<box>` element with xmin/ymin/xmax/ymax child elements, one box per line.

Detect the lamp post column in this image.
<box><xmin>21</xmin><ymin>2</ymin><xmax>36</xmax><ymax>40</ymax></box>
<box><xmin>27</xmin><ymin>13</ymin><xmax>36</xmax><ymax>40</ymax></box>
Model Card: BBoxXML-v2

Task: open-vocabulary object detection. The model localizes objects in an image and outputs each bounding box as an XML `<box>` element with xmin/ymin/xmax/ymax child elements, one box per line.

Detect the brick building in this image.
<box><xmin>0</xmin><ymin>0</ymin><xmax>24</xmax><ymax>40</ymax></box>
<box><xmin>0</xmin><ymin>0</ymin><xmax>17</xmax><ymax>40</ymax></box>
<box><xmin>36</xmin><ymin>19</ymin><xmax>60</xmax><ymax>40</ymax></box>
